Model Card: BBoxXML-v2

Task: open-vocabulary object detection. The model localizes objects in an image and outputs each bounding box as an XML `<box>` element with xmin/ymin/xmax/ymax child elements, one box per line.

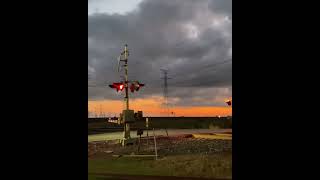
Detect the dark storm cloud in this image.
<box><xmin>88</xmin><ymin>0</ymin><xmax>232</xmax><ymax>106</ymax></box>
<box><xmin>208</xmin><ymin>0</ymin><xmax>232</xmax><ymax>18</ymax></box>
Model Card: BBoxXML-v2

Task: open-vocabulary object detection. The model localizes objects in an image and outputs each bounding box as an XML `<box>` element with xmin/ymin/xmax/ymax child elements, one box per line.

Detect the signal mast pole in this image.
<box><xmin>123</xmin><ymin>44</ymin><xmax>130</xmax><ymax>141</ymax></box>
<box><xmin>124</xmin><ymin>44</ymin><xmax>129</xmax><ymax>110</ymax></box>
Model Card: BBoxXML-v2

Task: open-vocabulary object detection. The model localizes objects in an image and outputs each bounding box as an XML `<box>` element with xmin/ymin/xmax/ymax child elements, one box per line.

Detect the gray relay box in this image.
<box><xmin>122</xmin><ymin>109</ymin><xmax>135</xmax><ymax>123</ymax></box>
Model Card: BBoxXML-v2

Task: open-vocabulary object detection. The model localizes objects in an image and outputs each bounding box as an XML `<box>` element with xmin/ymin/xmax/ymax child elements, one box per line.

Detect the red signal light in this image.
<box><xmin>225</xmin><ymin>100</ymin><xmax>232</xmax><ymax>106</ymax></box>
<box><xmin>129</xmin><ymin>81</ymin><xmax>145</xmax><ymax>92</ymax></box>
<box><xmin>109</xmin><ymin>82</ymin><xmax>125</xmax><ymax>92</ymax></box>
<box><xmin>111</xmin><ymin>82</ymin><xmax>144</xmax><ymax>93</ymax></box>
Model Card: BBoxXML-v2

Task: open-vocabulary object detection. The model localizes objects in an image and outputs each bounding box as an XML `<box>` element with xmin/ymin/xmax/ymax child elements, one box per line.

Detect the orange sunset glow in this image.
<box><xmin>88</xmin><ymin>97</ymin><xmax>232</xmax><ymax>117</ymax></box>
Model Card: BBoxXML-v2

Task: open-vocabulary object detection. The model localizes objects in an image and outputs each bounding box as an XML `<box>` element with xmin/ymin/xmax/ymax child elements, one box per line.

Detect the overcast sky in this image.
<box><xmin>88</xmin><ymin>0</ymin><xmax>232</xmax><ymax>108</ymax></box>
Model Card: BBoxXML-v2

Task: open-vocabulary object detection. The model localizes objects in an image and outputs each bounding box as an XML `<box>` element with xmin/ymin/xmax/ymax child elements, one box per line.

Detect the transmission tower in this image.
<box><xmin>99</xmin><ymin>104</ymin><xmax>102</xmax><ymax>118</ymax></box>
<box><xmin>160</xmin><ymin>69</ymin><xmax>172</xmax><ymax>116</ymax></box>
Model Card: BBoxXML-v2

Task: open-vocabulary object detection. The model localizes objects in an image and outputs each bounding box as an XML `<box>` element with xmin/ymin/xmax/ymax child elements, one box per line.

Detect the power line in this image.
<box><xmin>168</xmin><ymin>59</ymin><xmax>232</xmax><ymax>86</ymax></box>
<box><xmin>88</xmin><ymin>84</ymin><xmax>106</xmax><ymax>88</ymax></box>
<box><xmin>170</xmin><ymin>58</ymin><xmax>231</xmax><ymax>77</ymax></box>
<box><xmin>200</xmin><ymin>59</ymin><xmax>232</xmax><ymax>71</ymax></box>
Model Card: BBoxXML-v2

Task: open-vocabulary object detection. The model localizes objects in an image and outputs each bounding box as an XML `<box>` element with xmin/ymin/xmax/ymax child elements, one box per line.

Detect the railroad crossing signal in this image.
<box><xmin>108</xmin><ymin>44</ymin><xmax>146</xmax><ymax>146</ymax></box>
<box><xmin>109</xmin><ymin>82</ymin><xmax>125</xmax><ymax>92</ymax></box>
<box><xmin>129</xmin><ymin>81</ymin><xmax>145</xmax><ymax>93</ymax></box>
<box><xmin>109</xmin><ymin>81</ymin><xmax>145</xmax><ymax>93</ymax></box>
<box><xmin>226</xmin><ymin>99</ymin><xmax>232</xmax><ymax>106</ymax></box>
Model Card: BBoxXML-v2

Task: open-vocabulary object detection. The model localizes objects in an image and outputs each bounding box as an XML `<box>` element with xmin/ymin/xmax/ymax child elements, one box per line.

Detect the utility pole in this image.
<box><xmin>160</xmin><ymin>69</ymin><xmax>172</xmax><ymax>116</ymax></box>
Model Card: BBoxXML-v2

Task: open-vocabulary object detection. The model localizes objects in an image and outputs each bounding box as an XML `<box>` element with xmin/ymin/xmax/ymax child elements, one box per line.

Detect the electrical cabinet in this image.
<box><xmin>122</xmin><ymin>109</ymin><xmax>135</xmax><ymax>123</ymax></box>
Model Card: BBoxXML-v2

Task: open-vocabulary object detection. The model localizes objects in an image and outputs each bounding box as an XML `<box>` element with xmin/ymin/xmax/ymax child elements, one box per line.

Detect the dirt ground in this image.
<box><xmin>88</xmin><ymin>134</ymin><xmax>232</xmax><ymax>158</ymax></box>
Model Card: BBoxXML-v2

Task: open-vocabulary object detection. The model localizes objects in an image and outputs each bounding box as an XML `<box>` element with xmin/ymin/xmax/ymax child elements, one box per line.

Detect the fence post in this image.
<box><xmin>146</xmin><ymin>117</ymin><xmax>149</xmax><ymax>147</ymax></box>
<box><xmin>153</xmin><ymin>128</ymin><xmax>158</xmax><ymax>160</ymax></box>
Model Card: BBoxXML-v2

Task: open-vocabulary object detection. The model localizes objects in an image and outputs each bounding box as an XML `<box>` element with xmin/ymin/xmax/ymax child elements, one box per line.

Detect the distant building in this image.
<box><xmin>108</xmin><ymin>116</ymin><xmax>120</xmax><ymax>124</ymax></box>
<box><xmin>137</xmin><ymin>111</ymin><xmax>143</xmax><ymax>119</ymax></box>
<box><xmin>134</xmin><ymin>111</ymin><xmax>143</xmax><ymax>121</ymax></box>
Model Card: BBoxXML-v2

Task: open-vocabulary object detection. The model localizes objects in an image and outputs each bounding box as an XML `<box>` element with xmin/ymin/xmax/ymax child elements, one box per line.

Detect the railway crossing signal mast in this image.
<box><xmin>109</xmin><ymin>44</ymin><xmax>145</xmax><ymax>146</ymax></box>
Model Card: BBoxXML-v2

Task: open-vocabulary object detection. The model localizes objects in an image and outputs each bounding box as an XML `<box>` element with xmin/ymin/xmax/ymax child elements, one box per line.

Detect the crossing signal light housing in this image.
<box><xmin>225</xmin><ymin>99</ymin><xmax>232</xmax><ymax>106</ymax></box>
<box><xmin>109</xmin><ymin>82</ymin><xmax>125</xmax><ymax>92</ymax></box>
<box><xmin>130</xmin><ymin>81</ymin><xmax>145</xmax><ymax>92</ymax></box>
<box><xmin>109</xmin><ymin>81</ymin><xmax>144</xmax><ymax>93</ymax></box>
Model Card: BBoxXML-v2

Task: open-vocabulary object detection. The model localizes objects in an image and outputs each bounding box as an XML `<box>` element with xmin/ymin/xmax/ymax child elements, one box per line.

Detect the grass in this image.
<box><xmin>88</xmin><ymin>157</ymin><xmax>167</xmax><ymax>180</ymax></box>
<box><xmin>88</xmin><ymin>153</ymin><xmax>232</xmax><ymax>180</ymax></box>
